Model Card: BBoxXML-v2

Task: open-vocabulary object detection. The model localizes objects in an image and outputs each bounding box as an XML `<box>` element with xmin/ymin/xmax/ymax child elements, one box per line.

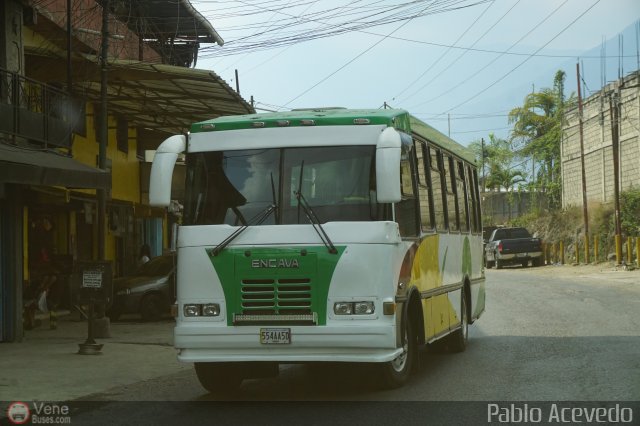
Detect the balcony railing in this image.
<box><xmin>0</xmin><ymin>68</ymin><xmax>82</xmax><ymax>149</ymax></box>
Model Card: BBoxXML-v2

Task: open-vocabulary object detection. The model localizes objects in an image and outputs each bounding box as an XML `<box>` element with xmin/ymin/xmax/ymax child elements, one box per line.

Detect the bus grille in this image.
<box><xmin>236</xmin><ymin>277</ymin><xmax>314</xmax><ymax>324</ymax></box>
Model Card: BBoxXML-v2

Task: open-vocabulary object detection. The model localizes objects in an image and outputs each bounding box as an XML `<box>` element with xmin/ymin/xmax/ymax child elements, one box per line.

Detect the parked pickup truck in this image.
<box><xmin>485</xmin><ymin>227</ymin><xmax>543</xmax><ymax>269</ymax></box>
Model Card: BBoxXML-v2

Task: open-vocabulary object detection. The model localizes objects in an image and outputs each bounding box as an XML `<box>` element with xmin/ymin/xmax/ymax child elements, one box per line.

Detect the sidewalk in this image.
<box><xmin>0</xmin><ymin>313</ymin><xmax>190</xmax><ymax>402</ymax></box>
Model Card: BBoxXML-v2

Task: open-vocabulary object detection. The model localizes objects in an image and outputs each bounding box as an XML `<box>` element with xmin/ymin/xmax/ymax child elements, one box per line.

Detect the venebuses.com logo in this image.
<box><xmin>6</xmin><ymin>401</ymin><xmax>71</xmax><ymax>424</ymax></box>
<box><xmin>6</xmin><ymin>402</ymin><xmax>30</xmax><ymax>424</ymax></box>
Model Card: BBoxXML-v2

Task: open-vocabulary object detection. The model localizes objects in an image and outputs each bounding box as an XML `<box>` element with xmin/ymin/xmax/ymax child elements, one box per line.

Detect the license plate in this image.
<box><xmin>260</xmin><ymin>328</ymin><xmax>291</xmax><ymax>344</ymax></box>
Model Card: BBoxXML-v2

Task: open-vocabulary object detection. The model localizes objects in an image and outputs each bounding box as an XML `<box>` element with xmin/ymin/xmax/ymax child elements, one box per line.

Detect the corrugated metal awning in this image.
<box><xmin>0</xmin><ymin>144</ymin><xmax>111</xmax><ymax>190</ymax></box>
<box><xmin>26</xmin><ymin>53</ymin><xmax>255</xmax><ymax>134</ymax></box>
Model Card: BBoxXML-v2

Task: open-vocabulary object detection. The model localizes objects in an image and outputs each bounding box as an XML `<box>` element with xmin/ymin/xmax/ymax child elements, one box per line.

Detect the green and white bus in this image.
<box><xmin>149</xmin><ymin>108</ymin><xmax>485</xmax><ymax>390</ymax></box>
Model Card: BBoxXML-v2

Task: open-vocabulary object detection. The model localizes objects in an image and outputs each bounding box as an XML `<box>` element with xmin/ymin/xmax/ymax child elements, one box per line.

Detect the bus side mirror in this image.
<box><xmin>149</xmin><ymin>135</ymin><xmax>186</xmax><ymax>207</ymax></box>
<box><xmin>375</xmin><ymin>128</ymin><xmax>402</xmax><ymax>203</ymax></box>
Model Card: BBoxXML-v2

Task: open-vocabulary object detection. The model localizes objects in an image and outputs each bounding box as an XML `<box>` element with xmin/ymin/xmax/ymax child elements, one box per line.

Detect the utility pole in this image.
<box><xmin>66</xmin><ymin>0</ymin><xmax>73</xmax><ymax>149</ymax></box>
<box><xmin>235</xmin><ymin>69</ymin><xmax>240</xmax><ymax>95</ymax></box>
<box><xmin>79</xmin><ymin>0</ymin><xmax>110</xmax><ymax>354</ymax></box>
<box><xmin>98</xmin><ymin>0</ymin><xmax>109</xmax><ymax>262</ymax></box>
<box><xmin>609</xmin><ymin>93</ymin><xmax>622</xmax><ymax>265</ymax></box>
<box><xmin>481</xmin><ymin>137</ymin><xmax>485</xmax><ymax>193</ymax></box>
<box><xmin>447</xmin><ymin>113</ymin><xmax>451</xmax><ymax>138</ymax></box>
<box><xmin>66</xmin><ymin>0</ymin><xmax>72</xmax><ymax>93</ymax></box>
<box><xmin>576</xmin><ymin>63</ymin><xmax>590</xmax><ymax>263</ymax></box>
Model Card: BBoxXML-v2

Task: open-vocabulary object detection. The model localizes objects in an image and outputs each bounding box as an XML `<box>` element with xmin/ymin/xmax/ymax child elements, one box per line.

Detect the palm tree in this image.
<box><xmin>485</xmin><ymin>165</ymin><xmax>526</xmax><ymax>220</ymax></box>
<box><xmin>508</xmin><ymin>70</ymin><xmax>572</xmax><ymax>209</ymax></box>
<box><xmin>485</xmin><ymin>164</ymin><xmax>526</xmax><ymax>193</ymax></box>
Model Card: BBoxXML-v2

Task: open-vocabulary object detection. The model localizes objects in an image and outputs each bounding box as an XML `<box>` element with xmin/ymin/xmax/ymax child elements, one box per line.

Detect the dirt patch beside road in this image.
<box><xmin>506</xmin><ymin>262</ymin><xmax>639</xmax><ymax>286</ymax></box>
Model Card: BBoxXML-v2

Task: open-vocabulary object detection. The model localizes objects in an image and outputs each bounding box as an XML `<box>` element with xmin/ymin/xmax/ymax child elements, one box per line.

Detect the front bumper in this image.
<box><xmin>174</xmin><ymin>323</ymin><xmax>400</xmax><ymax>363</ymax></box>
<box><xmin>497</xmin><ymin>251</ymin><xmax>543</xmax><ymax>261</ymax></box>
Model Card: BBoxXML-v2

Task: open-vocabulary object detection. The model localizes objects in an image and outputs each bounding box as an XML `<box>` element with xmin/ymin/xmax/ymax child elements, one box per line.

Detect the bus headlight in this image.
<box><xmin>354</xmin><ymin>301</ymin><xmax>375</xmax><ymax>315</ymax></box>
<box><xmin>333</xmin><ymin>301</ymin><xmax>375</xmax><ymax>315</ymax></box>
<box><xmin>334</xmin><ymin>302</ymin><xmax>353</xmax><ymax>315</ymax></box>
<box><xmin>183</xmin><ymin>304</ymin><xmax>201</xmax><ymax>317</ymax></box>
<box><xmin>202</xmin><ymin>304</ymin><xmax>220</xmax><ymax>316</ymax></box>
<box><xmin>183</xmin><ymin>303</ymin><xmax>221</xmax><ymax>317</ymax></box>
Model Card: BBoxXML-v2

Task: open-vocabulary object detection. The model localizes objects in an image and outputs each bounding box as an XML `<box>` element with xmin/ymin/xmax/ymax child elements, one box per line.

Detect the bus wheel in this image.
<box><xmin>195</xmin><ymin>362</ymin><xmax>243</xmax><ymax>393</ymax></box>
<box><xmin>495</xmin><ymin>256</ymin><xmax>503</xmax><ymax>269</ymax></box>
<box><xmin>448</xmin><ymin>288</ymin><xmax>468</xmax><ymax>353</ymax></box>
<box><xmin>379</xmin><ymin>319</ymin><xmax>416</xmax><ymax>389</ymax></box>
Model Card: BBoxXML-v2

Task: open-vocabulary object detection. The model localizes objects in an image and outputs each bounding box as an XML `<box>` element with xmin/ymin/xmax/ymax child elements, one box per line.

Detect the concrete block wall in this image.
<box><xmin>562</xmin><ymin>71</ymin><xmax>640</xmax><ymax>207</ymax></box>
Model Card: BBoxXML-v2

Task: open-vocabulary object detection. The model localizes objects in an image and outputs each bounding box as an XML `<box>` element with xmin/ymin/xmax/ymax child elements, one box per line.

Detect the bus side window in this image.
<box><xmin>429</xmin><ymin>146</ymin><xmax>447</xmax><ymax>230</ymax></box>
<box><xmin>457</xmin><ymin>160</ymin><xmax>469</xmax><ymax>232</ymax></box>
<box><xmin>416</xmin><ymin>140</ymin><xmax>434</xmax><ymax>232</ymax></box>
<box><xmin>396</xmin><ymin>141</ymin><xmax>419</xmax><ymax>237</ymax></box>
<box><xmin>443</xmin><ymin>154</ymin><xmax>458</xmax><ymax>231</ymax></box>
<box><xmin>470</xmin><ymin>167</ymin><xmax>482</xmax><ymax>232</ymax></box>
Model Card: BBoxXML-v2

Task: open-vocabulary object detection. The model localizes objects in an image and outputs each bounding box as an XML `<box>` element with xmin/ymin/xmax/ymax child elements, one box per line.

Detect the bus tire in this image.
<box><xmin>448</xmin><ymin>287</ymin><xmax>468</xmax><ymax>353</ymax></box>
<box><xmin>379</xmin><ymin>318</ymin><xmax>416</xmax><ymax>389</ymax></box>
<box><xmin>195</xmin><ymin>362</ymin><xmax>243</xmax><ymax>393</ymax></box>
<box><xmin>495</xmin><ymin>256</ymin><xmax>503</xmax><ymax>269</ymax></box>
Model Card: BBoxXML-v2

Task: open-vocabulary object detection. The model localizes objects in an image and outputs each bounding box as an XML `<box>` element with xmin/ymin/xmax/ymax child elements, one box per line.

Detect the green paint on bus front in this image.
<box><xmin>190</xmin><ymin>108</ymin><xmax>476</xmax><ymax>164</ymax></box>
<box><xmin>207</xmin><ymin>246</ymin><xmax>346</xmax><ymax>326</ymax></box>
<box><xmin>191</xmin><ymin>108</ymin><xmax>412</xmax><ymax>134</ymax></box>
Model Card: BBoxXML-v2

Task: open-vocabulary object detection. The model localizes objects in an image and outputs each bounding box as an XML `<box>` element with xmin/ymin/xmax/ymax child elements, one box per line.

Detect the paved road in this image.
<box><xmin>80</xmin><ymin>266</ymin><xmax>640</xmax><ymax>403</ymax></box>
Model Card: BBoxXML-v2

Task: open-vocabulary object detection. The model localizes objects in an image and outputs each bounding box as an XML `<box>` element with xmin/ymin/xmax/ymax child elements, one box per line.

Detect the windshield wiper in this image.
<box><xmin>295</xmin><ymin>161</ymin><xmax>337</xmax><ymax>254</ymax></box>
<box><xmin>211</xmin><ymin>204</ymin><xmax>276</xmax><ymax>256</ymax></box>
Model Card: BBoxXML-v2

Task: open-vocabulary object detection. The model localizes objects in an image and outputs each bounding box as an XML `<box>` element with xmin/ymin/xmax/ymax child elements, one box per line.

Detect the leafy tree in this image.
<box><xmin>485</xmin><ymin>164</ymin><xmax>526</xmax><ymax>192</ymax></box>
<box><xmin>508</xmin><ymin>70</ymin><xmax>573</xmax><ymax>209</ymax></box>
<box><xmin>468</xmin><ymin>133</ymin><xmax>518</xmax><ymax>192</ymax></box>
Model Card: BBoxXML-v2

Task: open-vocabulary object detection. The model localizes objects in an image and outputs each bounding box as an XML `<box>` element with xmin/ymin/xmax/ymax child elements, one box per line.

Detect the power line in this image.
<box><xmin>439</xmin><ymin>0</ymin><xmax>602</xmax><ymax>115</ymax></box>
<box><xmin>392</xmin><ymin>0</ymin><xmax>495</xmax><ymax>102</ymax></box>
<box><xmin>282</xmin><ymin>0</ymin><xmax>462</xmax><ymax>107</ymax></box>
<box><xmin>407</xmin><ymin>0</ymin><xmax>571</xmax><ymax>110</ymax></box>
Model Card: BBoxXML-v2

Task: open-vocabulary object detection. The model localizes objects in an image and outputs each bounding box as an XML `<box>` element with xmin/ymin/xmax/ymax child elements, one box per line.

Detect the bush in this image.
<box><xmin>620</xmin><ymin>186</ymin><xmax>640</xmax><ymax>237</ymax></box>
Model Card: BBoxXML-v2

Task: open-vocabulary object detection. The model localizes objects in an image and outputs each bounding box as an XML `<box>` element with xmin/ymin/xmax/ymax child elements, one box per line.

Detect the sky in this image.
<box><xmin>190</xmin><ymin>0</ymin><xmax>640</xmax><ymax>147</ymax></box>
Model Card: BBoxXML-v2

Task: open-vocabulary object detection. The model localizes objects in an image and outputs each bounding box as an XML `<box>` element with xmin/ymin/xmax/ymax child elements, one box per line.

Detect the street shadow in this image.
<box><xmin>194</xmin><ymin>334</ymin><xmax>640</xmax><ymax>401</ymax></box>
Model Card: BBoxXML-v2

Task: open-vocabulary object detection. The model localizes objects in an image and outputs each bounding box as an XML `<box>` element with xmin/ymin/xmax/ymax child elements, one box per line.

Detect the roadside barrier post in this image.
<box><xmin>593</xmin><ymin>236</ymin><xmax>599</xmax><ymax>264</ymax></box>
<box><xmin>627</xmin><ymin>237</ymin><xmax>633</xmax><ymax>265</ymax></box>
<box><xmin>575</xmin><ymin>241</ymin><xmax>580</xmax><ymax>264</ymax></box>
<box><xmin>584</xmin><ymin>234</ymin><xmax>590</xmax><ymax>264</ymax></box>
<box><xmin>560</xmin><ymin>241</ymin><xmax>565</xmax><ymax>265</ymax></box>
<box><xmin>615</xmin><ymin>234</ymin><xmax>622</xmax><ymax>265</ymax></box>
<box><xmin>636</xmin><ymin>237</ymin><xmax>640</xmax><ymax>268</ymax></box>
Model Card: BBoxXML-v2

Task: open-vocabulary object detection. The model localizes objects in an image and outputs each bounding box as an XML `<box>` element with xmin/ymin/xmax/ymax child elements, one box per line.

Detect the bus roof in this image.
<box><xmin>192</xmin><ymin>108</ymin><xmax>476</xmax><ymax>164</ymax></box>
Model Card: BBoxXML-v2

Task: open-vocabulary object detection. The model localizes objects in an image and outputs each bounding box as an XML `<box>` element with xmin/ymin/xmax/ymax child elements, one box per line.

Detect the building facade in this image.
<box><xmin>0</xmin><ymin>0</ymin><xmax>253</xmax><ymax>342</ymax></box>
<box><xmin>561</xmin><ymin>71</ymin><xmax>640</xmax><ymax>208</ymax></box>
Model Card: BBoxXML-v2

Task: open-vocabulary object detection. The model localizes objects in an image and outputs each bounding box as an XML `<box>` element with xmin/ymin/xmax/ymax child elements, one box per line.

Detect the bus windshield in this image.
<box><xmin>183</xmin><ymin>145</ymin><xmax>385</xmax><ymax>226</ymax></box>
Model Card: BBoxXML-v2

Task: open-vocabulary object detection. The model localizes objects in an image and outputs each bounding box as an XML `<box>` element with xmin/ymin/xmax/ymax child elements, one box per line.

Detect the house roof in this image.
<box><xmin>98</xmin><ymin>0</ymin><xmax>224</xmax><ymax>46</ymax></box>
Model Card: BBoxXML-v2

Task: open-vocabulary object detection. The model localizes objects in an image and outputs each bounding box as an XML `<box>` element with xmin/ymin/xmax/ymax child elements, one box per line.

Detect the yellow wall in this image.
<box><xmin>72</xmin><ymin>104</ymin><xmax>141</xmax><ymax>262</ymax></box>
<box><xmin>73</xmin><ymin>104</ymin><xmax>141</xmax><ymax>203</ymax></box>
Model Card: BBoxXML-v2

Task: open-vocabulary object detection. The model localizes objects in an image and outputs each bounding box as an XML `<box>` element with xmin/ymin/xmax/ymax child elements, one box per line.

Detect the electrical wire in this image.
<box><xmin>438</xmin><ymin>0</ymin><xmax>602</xmax><ymax>115</ymax></box>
